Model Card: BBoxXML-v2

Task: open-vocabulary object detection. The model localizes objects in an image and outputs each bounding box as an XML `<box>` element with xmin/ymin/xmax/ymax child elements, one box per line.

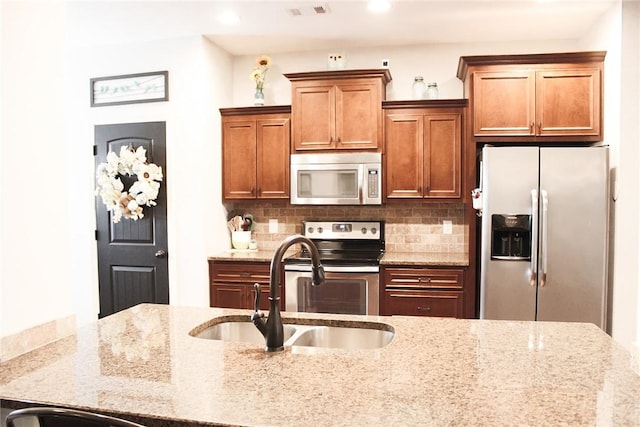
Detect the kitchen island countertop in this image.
<box><xmin>2</xmin><ymin>304</ymin><xmax>639</xmax><ymax>426</ymax></box>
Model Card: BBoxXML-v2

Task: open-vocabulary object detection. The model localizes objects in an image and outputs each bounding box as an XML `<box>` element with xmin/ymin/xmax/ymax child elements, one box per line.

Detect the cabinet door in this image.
<box><xmin>473</xmin><ymin>71</ymin><xmax>535</xmax><ymax>136</ymax></box>
<box><xmin>291</xmin><ymin>84</ymin><xmax>335</xmax><ymax>151</ymax></box>
<box><xmin>335</xmin><ymin>82</ymin><xmax>380</xmax><ymax>150</ymax></box>
<box><xmin>383</xmin><ymin>290</ymin><xmax>464</xmax><ymax>318</ymax></box>
<box><xmin>257</xmin><ymin>117</ymin><xmax>290</xmax><ymax>198</ymax></box>
<box><xmin>535</xmin><ymin>68</ymin><xmax>601</xmax><ymax>137</ymax></box>
<box><xmin>222</xmin><ymin>120</ymin><xmax>257</xmax><ymax>199</ymax></box>
<box><xmin>210</xmin><ymin>284</ymin><xmax>247</xmax><ymax>309</ymax></box>
<box><xmin>424</xmin><ymin>113</ymin><xmax>462</xmax><ymax>198</ymax></box>
<box><xmin>384</xmin><ymin>113</ymin><xmax>423</xmax><ymax>198</ymax></box>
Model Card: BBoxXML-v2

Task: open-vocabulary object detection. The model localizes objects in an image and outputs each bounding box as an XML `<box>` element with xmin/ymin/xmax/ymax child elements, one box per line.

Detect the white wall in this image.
<box><xmin>229</xmin><ymin>40</ymin><xmax>578</xmax><ymax>106</ymax></box>
<box><xmin>67</xmin><ymin>36</ymin><xmax>233</xmax><ymax>325</ymax></box>
<box><xmin>618</xmin><ymin>0</ymin><xmax>640</xmax><ymax>355</ymax></box>
<box><xmin>1</xmin><ymin>2</ymin><xmax>73</xmax><ymax>336</ymax></box>
<box><xmin>1</xmin><ymin>0</ymin><xmax>233</xmax><ymax>338</ymax></box>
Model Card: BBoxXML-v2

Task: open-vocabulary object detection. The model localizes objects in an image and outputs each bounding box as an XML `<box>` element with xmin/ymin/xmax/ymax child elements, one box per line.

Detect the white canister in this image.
<box><xmin>231</xmin><ymin>231</ymin><xmax>251</xmax><ymax>249</ymax></box>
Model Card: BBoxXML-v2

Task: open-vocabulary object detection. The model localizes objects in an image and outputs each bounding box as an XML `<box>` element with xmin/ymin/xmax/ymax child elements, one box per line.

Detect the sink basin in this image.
<box><xmin>190</xmin><ymin>316</ymin><xmax>394</xmax><ymax>350</ymax></box>
<box><xmin>194</xmin><ymin>321</ymin><xmax>296</xmax><ymax>344</ymax></box>
<box><xmin>290</xmin><ymin>326</ymin><xmax>394</xmax><ymax>350</ymax></box>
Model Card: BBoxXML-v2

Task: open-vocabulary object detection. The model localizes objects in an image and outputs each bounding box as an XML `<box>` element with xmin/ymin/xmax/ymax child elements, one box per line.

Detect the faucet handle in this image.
<box><xmin>251</xmin><ymin>283</ymin><xmax>264</xmax><ymax>320</ymax></box>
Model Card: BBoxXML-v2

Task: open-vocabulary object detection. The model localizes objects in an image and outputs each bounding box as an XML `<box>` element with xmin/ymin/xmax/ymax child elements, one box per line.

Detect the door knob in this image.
<box><xmin>155</xmin><ymin>250</ymin><xmax>167</xmax><ymax>258</ymax></box>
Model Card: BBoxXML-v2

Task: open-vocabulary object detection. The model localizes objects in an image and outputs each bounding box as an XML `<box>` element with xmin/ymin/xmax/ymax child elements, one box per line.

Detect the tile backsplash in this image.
<box><xmin>225</xmin><ymin>201</ymin><xmax>467</xmax><ymax>254</ymax></box>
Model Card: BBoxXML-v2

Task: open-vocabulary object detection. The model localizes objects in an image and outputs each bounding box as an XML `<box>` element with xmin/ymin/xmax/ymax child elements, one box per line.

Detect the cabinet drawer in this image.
<box><xmin>210</xmin><ymin>262</ymin><xmax>270</xmax><ymax>284</ymax></box>
<box><xmin>383</xmin><ymin>290</ymin><xmax>463</xmax><ymax>318</ymax></box>
<box><xmin>383</xmin><ymin>268</ymin><xmax>463</xmax><ymax>290</ymax></box>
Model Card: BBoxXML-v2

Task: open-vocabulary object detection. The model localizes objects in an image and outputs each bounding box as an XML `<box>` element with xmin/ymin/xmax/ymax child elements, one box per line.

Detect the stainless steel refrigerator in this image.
<box><xmin>480</xmin><ymin>145</ymin><xmax>609</xmax><ymax>329</ymax></box>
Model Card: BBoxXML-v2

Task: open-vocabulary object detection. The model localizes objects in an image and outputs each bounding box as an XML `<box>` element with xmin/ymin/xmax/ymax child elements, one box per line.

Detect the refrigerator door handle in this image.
<box><xmin>539</xmin><ymin>189</ymin><xmax>549</xmax><ymax>287</ymax></box>
<box><xmin>530</xmin><ymin>189</ymin><xmax>538</xmax><ymax>287</ymax></box>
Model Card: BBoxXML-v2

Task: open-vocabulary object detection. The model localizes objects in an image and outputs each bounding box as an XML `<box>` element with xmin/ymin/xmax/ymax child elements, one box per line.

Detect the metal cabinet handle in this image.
<box><xmin>417</xmin><ymin>306</ymin><xmax>431</xmax><ymax>312</ymax></box>
<box><xmin>155</xmin><ymin>250</ymin><xmax>167</xmax><ymax>258</ymax></box>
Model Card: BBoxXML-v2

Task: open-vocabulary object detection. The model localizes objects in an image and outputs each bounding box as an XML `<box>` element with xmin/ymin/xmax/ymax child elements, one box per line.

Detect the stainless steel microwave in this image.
<box><xmin>290</xmin><ymin>153</ymin><xmax>382</xmax><ymax>205</ymax></box>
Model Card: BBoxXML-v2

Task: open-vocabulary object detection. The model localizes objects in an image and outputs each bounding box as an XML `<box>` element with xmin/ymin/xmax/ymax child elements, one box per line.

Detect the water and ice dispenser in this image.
<box><xmin>490</xmin><ymin>214</ymin><xmax>531</xmax><ymax>260</ymax></box>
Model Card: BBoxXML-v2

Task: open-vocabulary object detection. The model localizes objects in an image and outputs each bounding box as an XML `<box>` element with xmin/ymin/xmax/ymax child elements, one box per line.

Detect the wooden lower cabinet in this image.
<box><xmin>381</xmin><ymin>266</ymin><xmax>464</xmax><ymax>318</ymax></box>
<box><xmin>209</xmin><ymin>260</ymin><xmax>283</xmax><ymax>311</ymax></box>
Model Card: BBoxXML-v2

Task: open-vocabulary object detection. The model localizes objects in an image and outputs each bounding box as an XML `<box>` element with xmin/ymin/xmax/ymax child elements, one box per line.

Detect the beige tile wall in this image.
<box><xmin>225</xmin><ymin>201</ymin><xmax>467</xmax><ymax>254</ymax></box>
<box><xmin>0</xmin><ymin>315</ymin><xmax>75</xmax><ymax>362</ymax></box>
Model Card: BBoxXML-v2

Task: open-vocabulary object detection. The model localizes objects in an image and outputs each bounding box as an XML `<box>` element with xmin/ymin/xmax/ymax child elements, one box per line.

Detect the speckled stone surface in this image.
<box><xmin>208</xmin><ymin>249</ymin><xmax>276</xmax><ymax>263</ymax></box>
<box><xmin>2</xmin><ymin>304</ymin><xmax>639</xmax><ymax>426</ymax></box>
<box><xmin>209</xmin><ymin>250</ymin><xmax>469</xmax><ymax>267</ymax></box>
<box><xmin>380</xmin><ymin>251</ymin><xmax>469</xmax><ymax>266</ymax></box>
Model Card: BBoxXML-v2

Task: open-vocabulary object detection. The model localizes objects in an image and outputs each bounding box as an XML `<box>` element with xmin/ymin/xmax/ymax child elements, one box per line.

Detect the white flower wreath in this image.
<box><xmin>96</xmin><ymin>145</ymin><xmax>163</xmax><ymax>223</ymax></box>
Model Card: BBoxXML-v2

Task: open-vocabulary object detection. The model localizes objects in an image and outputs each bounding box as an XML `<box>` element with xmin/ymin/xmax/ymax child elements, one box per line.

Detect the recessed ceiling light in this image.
<box><xmin>367</xmin><ymin>0</ymin><xmax>391</xmax><ymax>14</ymax></box>
<box><xmin>217</xmin><ymin>11</ymin><xmax>240</xmax><ymax>25</ymax></box>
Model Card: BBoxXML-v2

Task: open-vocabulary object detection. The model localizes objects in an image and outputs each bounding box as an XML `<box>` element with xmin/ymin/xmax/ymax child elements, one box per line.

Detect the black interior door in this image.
<box><xmin>95</xmin><ymin>122</ymin><xmax>169</xmax><ymax>317</ymax></box>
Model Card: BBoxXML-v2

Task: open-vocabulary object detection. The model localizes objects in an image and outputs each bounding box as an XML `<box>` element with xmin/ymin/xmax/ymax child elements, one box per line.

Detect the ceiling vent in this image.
<box><xmin>288</xmin><ymin>4</ymin><xmax>331</xmax><ymax>16</ymax></box>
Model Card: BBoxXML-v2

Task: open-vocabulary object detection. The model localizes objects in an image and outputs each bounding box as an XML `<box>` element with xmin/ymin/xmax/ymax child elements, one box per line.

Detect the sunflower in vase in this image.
<box><xmin>249</xmin><ymin>55</ymin><xmax>271</xmax><ymax>105</ymax></box>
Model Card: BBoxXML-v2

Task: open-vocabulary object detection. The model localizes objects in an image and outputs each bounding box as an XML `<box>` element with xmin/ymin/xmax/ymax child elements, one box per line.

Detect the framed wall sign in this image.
<box><xmin>90</xmin><ymin>71</ymin><xmax>169</xmax><ymax>107</ymax></box>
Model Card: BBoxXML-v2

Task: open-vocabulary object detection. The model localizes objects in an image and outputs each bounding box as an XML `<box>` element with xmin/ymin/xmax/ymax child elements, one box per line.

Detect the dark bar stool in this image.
<box><xmin>5</xmin><ymin>407</ymin><xmax>146</xmax><ymax>427</ymax></box>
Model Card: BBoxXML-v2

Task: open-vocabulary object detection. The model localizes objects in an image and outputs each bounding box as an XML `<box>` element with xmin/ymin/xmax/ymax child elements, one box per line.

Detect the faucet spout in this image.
<box><xmin>254</xmin><ymin>234</ymin><xmax>324</xmax><ymax>352</ymax></box>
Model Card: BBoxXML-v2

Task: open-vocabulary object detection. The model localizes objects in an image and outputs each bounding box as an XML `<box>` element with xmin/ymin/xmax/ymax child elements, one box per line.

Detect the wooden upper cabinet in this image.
<box><xmin>472</xmin><ymin>70</ymin><xmax>535</xmax><ymax>136</ymax></box>
<box><xmin>220</xmin><ymin>106</ymin><xmax>291</xmax><ymax>201</ymax></box>
<box><xmin>285</xmin><ymin>69</ymin><xmax>391</xmax><ymax>152</ymax></box>
<box><xmin>256</xmin><ymin>116</ymin><xmax>290</xmax><ymax>198</ymax></box>
<box><xmin>458</xmin><ymin>51</ymin><xmax>605</xmax><ymax>142</ymax></box>
<box><xmin>384</xmin><ymin>101</ymin><xmax>464</xmax><ymax>200</ymax></box>
<box><xmin>385</xmin><ymin>113</ymin><xmax>423</xmax><ymax>198</ymax></box>
<box><xmin>222</xmin><ymin>119</ymin><xmax>257</xmax><ymax>199</ymax></box>
<box><xmin>535</xmin><ymin>68</ymin><xmax>601</xmax><ymax>137</ymax></box>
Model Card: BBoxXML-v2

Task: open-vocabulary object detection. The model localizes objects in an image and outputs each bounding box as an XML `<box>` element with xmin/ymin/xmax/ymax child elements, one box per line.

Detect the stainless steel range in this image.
<box><xmin>284</xmin><ymin>220</ymin><xmax>384</xmax><ymax>315</ymax></box>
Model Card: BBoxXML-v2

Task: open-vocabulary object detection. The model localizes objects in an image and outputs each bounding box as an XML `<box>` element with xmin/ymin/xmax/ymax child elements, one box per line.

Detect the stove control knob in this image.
<box><xmin>307</xmin><ymin>227</ymin><xmax>314</xmax><ymax>234</ymax></box>
<box><xmin>317</xmin><ymin>227</ymin><xmax>323</xmax><ymax>234</ymax></box>
<box><xmin>361</xmin><ymin>227</ymin><xmax>367</xmax><ymax>234</ymax></box>
<box><xmin>371</xmin><ymin>228</ymin><xmax>377</xmax><ymax>235</ymax></box>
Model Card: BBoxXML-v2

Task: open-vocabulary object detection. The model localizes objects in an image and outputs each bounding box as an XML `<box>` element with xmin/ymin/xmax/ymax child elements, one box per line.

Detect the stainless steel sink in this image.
<box><xmin>290</xmin><ymin>326</ymin><xmax>394</xmax><ymax>350</ymax></box>
<box><xmin>194</xmin><ymin>321</ymin><xmax>296</xmax><ymax>344</ymax></box>
<box><xmin>190</xmin><ymin>317</ymin><xmax>394</xmax><ymax>350</ymax></box>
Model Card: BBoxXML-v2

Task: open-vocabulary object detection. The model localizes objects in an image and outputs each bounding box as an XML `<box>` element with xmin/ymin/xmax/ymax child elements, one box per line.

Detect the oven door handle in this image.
<box><xmin>284</xmin><ymin>264</ymin><xmax>379</xmax><ymax>273</ymax></box>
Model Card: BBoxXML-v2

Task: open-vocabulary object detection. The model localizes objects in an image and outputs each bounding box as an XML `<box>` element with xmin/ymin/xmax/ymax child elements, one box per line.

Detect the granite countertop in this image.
<box><xmin>208</xmin><ymin>249</ymin><xmax>276</xmax><ymax>263</ymax></box>
<box><xmin>380</xmin><ymin>250</ymin><xmax>468</xmax><ymax>266</ymax></box>
<box><xmin>209</xmin><ymin>249</ymin><xmax>469</xmax><ymax>266</ymax></box>
<box><xmin>2</xmin><ymin>304</ymin><xmax>639</xmax><ymax>426</ymax></box>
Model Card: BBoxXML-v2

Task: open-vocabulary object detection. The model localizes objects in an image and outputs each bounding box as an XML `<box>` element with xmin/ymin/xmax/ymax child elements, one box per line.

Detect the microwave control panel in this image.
<box><xmin>368</xmin><ymin>168</ymin><xmax>379</xmax><ymax>198</ymax></box>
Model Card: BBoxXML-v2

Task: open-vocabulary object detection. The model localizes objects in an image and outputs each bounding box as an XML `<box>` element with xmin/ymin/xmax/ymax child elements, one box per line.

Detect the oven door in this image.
<box><xmin>284</xmin><ymin>265</ymin><xmax>379</xmax><ymax>315</ymax></box>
